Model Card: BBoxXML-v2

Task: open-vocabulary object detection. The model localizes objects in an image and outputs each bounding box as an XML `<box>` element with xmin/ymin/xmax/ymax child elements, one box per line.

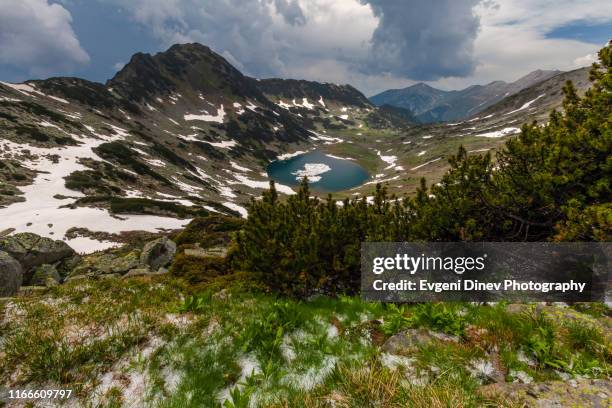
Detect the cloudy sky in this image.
<box><xmin>0</xmin><ymin>0</ymin><xmax>610</xmax><ymax>96</ymax></box>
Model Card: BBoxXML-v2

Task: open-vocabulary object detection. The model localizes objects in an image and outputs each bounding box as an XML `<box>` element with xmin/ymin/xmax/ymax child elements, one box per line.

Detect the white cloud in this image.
<box><xmin>0</xmin><ymin>0</ymin><xmax>90</xmax><ymax>77</ymax></box>
<box><xmin>113</xmin><ymin>61</ymin><xmax>125</xmax><ymax>71</ymax></box>
<box><xmin>101</xmin><ymin>0</ymin><xmax>611</xmax><ymax>95</ymax></box>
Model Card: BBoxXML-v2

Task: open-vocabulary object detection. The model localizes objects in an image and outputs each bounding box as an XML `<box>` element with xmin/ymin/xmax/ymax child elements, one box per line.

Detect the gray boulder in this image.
<box><xmin>30</xmin><ymin>264</ymin><xmax>61</xmax><ymax>287</ymax></box>
<box><xmin>70</xmin><ymin>250</ymin><xmax>140</xmax><ymax>277</ymax></box>
<box><xmin>0</xmin><ymin>251</ymin><xmax>23</xmax><ymax>297</ymax></box>
<box><xmin>0</xmin><ymin>233</ymin><xmax>75</xmax><ymax>280</ymax></box>
<box><xmin>140</xmin><ymin>237</ymin><xmax>176</xmax><ymax>270</ymax></box>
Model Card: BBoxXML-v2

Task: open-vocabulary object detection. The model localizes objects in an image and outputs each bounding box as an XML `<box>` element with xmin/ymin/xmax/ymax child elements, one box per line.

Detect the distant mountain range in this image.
<box><xmin>369</xmin><ymin>69</ymin><xmax>563</xmax><ymax>123</ymax></box>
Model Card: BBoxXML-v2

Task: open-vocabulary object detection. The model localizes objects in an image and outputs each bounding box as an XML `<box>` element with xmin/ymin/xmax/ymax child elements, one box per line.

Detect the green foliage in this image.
<box><xmin>239</xmin><ymin>300</ymin><xmax>304</xmax><ymax>360</ymax></box>
<box><xmin>170</xmin><ymin>253</ymin><xmax>227</xmax><ymax>283</ymax></box>
<box><xmin>233</xmin><ymin>179</ymin><xmax>409</xmax><ymax>297</ymax></box>
<box><xmin>174</xmin><ymin>215</ymin><xmax>243</xmax><ymax>247</ymax></box>
<box><xmin>176</xmin><ymin>293</ymin><xmax>212</xmax><ymax>313</ymax></box>
<box><xmin>409</xmin><ymin>303</ymin><xmax>467</xmax><ymax>337</ymax></box>
<box><xmin>380</xmin><ymin>304</ymin><xmax>411</xmax><ymax>335</ymax></box>
<box><xmin>223</xmin><ymin>386</ymin><xmax>252</xmax><ymax>408</ymax></box>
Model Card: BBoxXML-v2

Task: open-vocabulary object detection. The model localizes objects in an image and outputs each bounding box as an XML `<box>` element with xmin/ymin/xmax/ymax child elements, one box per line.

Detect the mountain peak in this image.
<box><xmin>107</xmin><ymin>42</ymin><xmax>260</xmax><ymax>103</ymax></box>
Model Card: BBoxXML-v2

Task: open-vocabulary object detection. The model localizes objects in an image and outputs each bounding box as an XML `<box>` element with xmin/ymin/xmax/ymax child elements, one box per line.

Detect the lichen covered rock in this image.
<box><xmin>0</xmin><ymin>250</ymin><xmax>23</xmax><ymax>297</ymax></box>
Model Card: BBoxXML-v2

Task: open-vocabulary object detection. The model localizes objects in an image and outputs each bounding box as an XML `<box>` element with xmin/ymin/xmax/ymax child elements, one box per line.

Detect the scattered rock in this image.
<box><xmin>0</xmin><ymin>233</ymin><xmax>75</xmax><ymax>280</ymax></box>
<box><xmin>30</xmin><ymin>264</ymin><xmax>61</xmax><ymax>287</ymax></box>
<box><xmin>140</xmin><ymin>237</ymin><xmax>176</xmax><ymax>270</ymax></box>
<box><xmin>124</xmin><ymin>267</ymin><xmax>152</xmax><ymax>278</ymax></box>
<box><xmin>0</xmin><ymin>251</ymin><xmax>23</xmax><ymax>297</ymax></box>
<box><xmin>381</xmin><ymin>328</ymin><xmax>458</xmax><ymax>354</ymax></box>
<box><xmin>479</xmin><ymin>379</ymin><xmax>612</xmax><ymax>407</ymax></box>
<box><xmin>71</xmin><ymin>250</ymin><xmax>140</xmax><ymax>276</ymax></box>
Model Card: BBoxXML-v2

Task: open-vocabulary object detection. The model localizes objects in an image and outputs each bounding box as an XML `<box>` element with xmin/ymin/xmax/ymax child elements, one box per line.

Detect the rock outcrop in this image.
<box><xmin>0</xmin><ymin>233</ymin><xmax>75</xmax><ymax>282</ymax></box>
<box><xmin>140</xmin><ymin>237</ymin><xmax>176</xmax><ymax>270</ymax></box>
<box><xmin>0</xmin><ymin>250</ymin><xmax>23</xmax><ymax>297</ymax></box>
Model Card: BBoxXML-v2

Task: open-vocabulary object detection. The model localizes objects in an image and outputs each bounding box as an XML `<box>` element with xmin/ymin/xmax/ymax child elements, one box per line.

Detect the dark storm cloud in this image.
<box><xmin>359</xmin><ymin>0</ymin><xmax>482</xmax><ymax>80</ymax></box>
<box><xmin>273</xmin><ymin>0</ymin><xmax>307</xmax><ymax>26</ymax></box>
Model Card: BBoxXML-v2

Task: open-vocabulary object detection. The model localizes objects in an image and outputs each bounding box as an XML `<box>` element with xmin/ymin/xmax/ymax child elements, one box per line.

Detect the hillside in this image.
<box><xmin>370</xmin><ymin>70</ymin><xmax>564</xmax><ymax>122</ymax></box>
<box><xmin>0</xmin><ymin>43</ymin><xmax>597</xmax><ymax>253</ymax></box>
<box><xmin>0</xmin><ymin>43</ymin><xmax>409</xmax><ymax>252</ymax></box>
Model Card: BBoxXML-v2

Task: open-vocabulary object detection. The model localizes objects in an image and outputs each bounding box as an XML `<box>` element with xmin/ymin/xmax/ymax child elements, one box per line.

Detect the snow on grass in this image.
<box><xmin>223</xmin><ymin>202</ymin><xmax>248</xmax><ymax>218</ymax></box>
<box><xmin>325</xmin><ymin>154</ymin><xmax>354</xmax><ymax>161</ymax></box>
<box><xmin>277</xmin><ymin>150</ymin><xmax>307</xmax><ymax>160</ymax></box>
<box><xmin>377</xmin><ymin>150</ymin><xmax>397</xmax><ymax>170</ymax></box>
<box><xmin>300</xmin><ymin>98</ymin><xmax>315</xmax><ymax>109</ymax></box>
<box><xmin>47</xmin><ymin>95</ymin><xmax>69</xmax><ymax>104</ymax></box>
<box><xmin>280</xmin><ymin>356</ymin><xmax>337</xmax><ymax>391</ymax></box>
<box><xmin>144</xmin><ymin>158</ymin><xmax>167</xmax><ymax>167</ymax></box>
<box><xmin>217</xmin><ymin>354</ymin><xmax>261</xmax><ymax>404</ymax></box>
<box><xmin>505</xmin><ymin>94</ymin><xmax>545</xmax><ymax>115</ymax></box>
<box><xmin>475</xmin><ymin>127</ymin><xmax>520</xmax><ymax>138</ymax></box>
<box><xmin>380</xmin><ymin>353</ymin><xmax>416</xmax><ymax>370</ymax></box>
<box><xmin>417</xmin><ymin>150</ymin><xmax>427</xmax><ymax>156</ymax></box>
<box><xmin>422</xmin><ymin>135</ymin><xmax>433</xmax><ymax>139</ymax></box>
<box><xmin>0</xmin><ymin>138</ymin><xmax>188</xmax><ymax>253</ymax></box>
<box><xmin>230</xmin><ymin>174</ymin><xmax>295</xmax><ymax>195</ymax></box>
<box><xmin>1</xmin><ymin>81</ymin><xmax>69</xmax><ymax>103</ymax></box>
<box><xmin>171</xmin><ymin>177</ymin><xmax>203</xmax><ymax>194</ymax></box>
<box><xmin>146</xmin><ymin>103</ymin><xmax>157</xmax><ymax>111</ymax></box>
<box><xmin>218</xmin><ymin>186</ymin><xmax>237</xmax><ymax>199</ymax></box>
<box><xmin>0</xmin><ymin>96</ymin><xmax>21</xmax><ymax>102</ymax></box>
<box><xmin>184</xmin><ymin>104</ymin><xmax>226</xmax><ymax>123</ymax></box>
<box><xmin>202</xmin><ymin>139</ymin><xmax>236</xmax><ymax>149</ymax></box>
<box><xmin>277</xmin><ymin>100</ymin><xmax>292</xmax><ymax>109</ymax></box>
<box><xmin>410</xmin><ymin>157</ymin><xmax>441</xmax><ymax>171</ymax></box>
<box><xmin>291</xmin><ymin>163</ymin><xmax>331</xmax><ymax>183</ymax></box>
<box><xmin>318</xmin><ymin>96</ymin><xmax>326</xmax><ymax>107</ymax></box>
<box><xmin>338</xmin><ymin>114</ymin><xmax>349</xmax><ymax>120</ymax></box>
<box><xmin>363</xmin><ymin>175</ymin><xmax>399</xmax><ymax>186</ymax></box>
<box><xmin>233</xmin><ymin>102</ymin><xmax>245</xmax><ymax>115</ymax></box>
<box><xmin>230</xmin><ymin>161</ymin><xmax>251</xmax><ymax>172</ymax></box>
<box><xmin>1</xmin><ymin>81</ymin><xmax>49</xmax><ymax>99</ymax></box>
<box><xmin>467</xmin><ymin>358</ymin><xmax>495</xmax><ymax>382</ymax></box>
<box><xmin>103</xmin><ymin>123</ymin><xmax>130</xmax><ymax>138</ymax></box>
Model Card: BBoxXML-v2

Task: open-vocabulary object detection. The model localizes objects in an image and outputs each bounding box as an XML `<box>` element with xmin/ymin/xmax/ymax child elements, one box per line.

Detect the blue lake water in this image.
<box><xmin>267</xmin><ymin>151</ymin><xmax>370</xmax><ymax>192</ymax></box>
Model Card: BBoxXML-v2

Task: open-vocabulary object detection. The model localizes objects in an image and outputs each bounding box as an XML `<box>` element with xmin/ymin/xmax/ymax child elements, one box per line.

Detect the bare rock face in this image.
<box><xmin>0</xmin><ymin>233</ymin><xmax>75</xmax><ymax>282</ymax></box>
<box><xmin>0</xmin><ymin>250</ymin><xmax>23</xmax><ymax>297</ymax></box>
<box><xmin>140</xmin><ymin>237</ymin><xmax>176</xmax><ymax>270</ymax></box>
